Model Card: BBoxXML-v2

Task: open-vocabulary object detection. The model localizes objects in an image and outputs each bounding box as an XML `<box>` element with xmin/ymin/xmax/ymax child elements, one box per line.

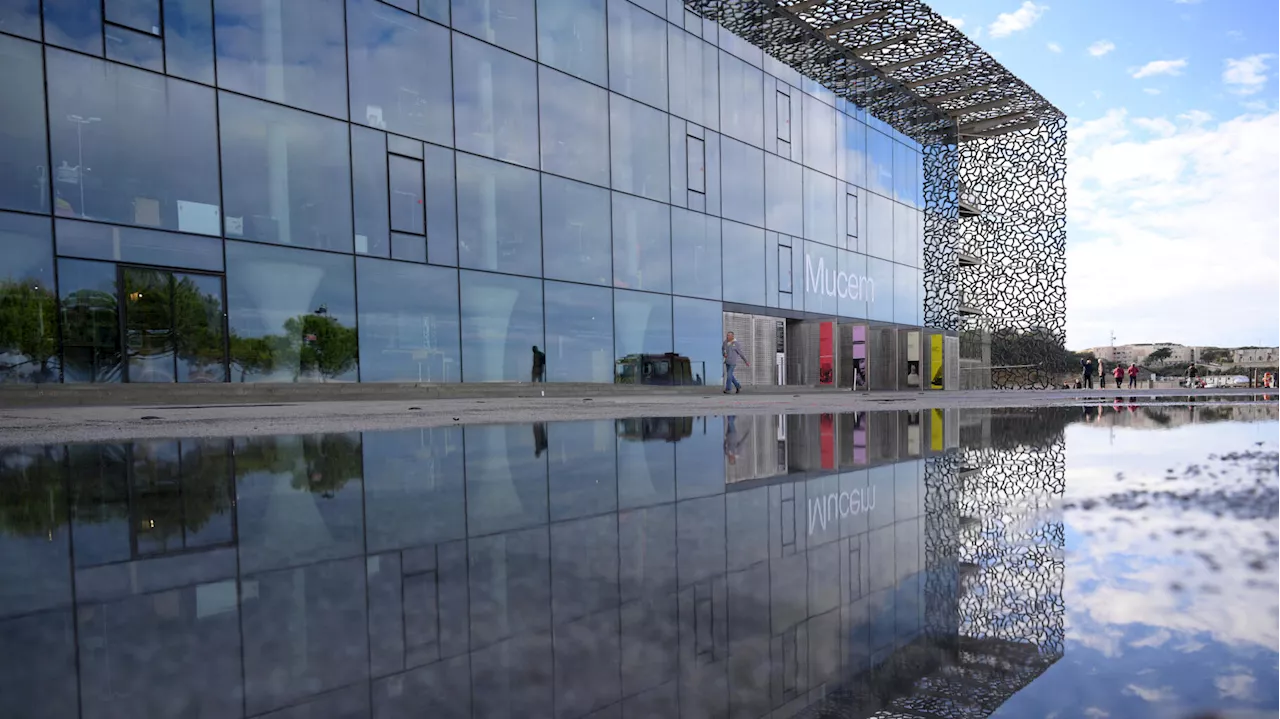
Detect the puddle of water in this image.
<box><xmin>0</xmin><ymin>403</ymin><xmax>1274</xmax><ymax>718</ymax></box>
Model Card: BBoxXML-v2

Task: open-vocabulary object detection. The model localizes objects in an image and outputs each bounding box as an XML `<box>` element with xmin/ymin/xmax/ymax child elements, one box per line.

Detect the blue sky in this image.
<box><xmin>925</xmin><ymin>0</ymin><xmax>1279</xmax><ymax>350</ymax></box>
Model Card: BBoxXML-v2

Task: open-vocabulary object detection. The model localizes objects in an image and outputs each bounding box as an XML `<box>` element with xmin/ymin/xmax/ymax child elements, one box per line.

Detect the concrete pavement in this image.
<box><xmin>0</xmin><ymin>386</ymin><xmax>1272</xmax><ymax>447</ymax></box>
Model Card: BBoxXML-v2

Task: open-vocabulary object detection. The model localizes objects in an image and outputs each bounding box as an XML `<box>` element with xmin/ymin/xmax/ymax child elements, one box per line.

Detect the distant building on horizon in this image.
<box><xmin>1080</xmin><ymin>343</ymin><xmax>1279</xmax><ymax>368</ymax></box>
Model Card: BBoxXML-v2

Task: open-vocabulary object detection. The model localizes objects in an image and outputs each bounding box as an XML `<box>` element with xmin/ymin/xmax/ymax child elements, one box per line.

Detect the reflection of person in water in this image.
<box><xmin>723</xmin><ymin>415</ymin><xmax>750</xmax><ymax>465</ymax></box>
<box><xmin>532</xmin><ymin>422</ymin><xmax>548</xmax><ymax>458</ymax></box>
<box><xmin>531</xmin><ymin>345</ymin><xmax>545</xmax><ymax>382</ymax></box>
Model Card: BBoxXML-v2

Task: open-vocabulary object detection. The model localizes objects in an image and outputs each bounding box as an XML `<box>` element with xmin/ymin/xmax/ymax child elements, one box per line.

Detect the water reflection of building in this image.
<box><xmin>0</xmin><ymin>409</ymin><xmax>1067</xmax><ymax>719</ymax></box>
<box><xmin>1076</xmin><ymin>401</ymin><xmax>1280</xmax><ymax>429</ymax></box>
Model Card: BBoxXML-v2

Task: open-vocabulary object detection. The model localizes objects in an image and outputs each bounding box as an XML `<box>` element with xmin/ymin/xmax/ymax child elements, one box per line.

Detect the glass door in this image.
<box><xmin>121</xmin><ymin>267</ymin><xmax>227</xmax><ymax>382</ymax></box>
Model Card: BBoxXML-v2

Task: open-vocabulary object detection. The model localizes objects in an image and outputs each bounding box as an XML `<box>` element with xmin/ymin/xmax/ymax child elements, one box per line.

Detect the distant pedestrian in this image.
<box><xmin>1081</xmin><ymin>357</ymin><xmax>1095</xmax><ymax>389</ymax></box>
<box><xmin>1112</xmin><ymin>363</ymin><xmax>1123</xmax><ymax>389</ymax></box>
<box><xmin>1185</xmin><ymin>363</ymin><xmax>1198</xmax><ymax>389</ymax></box>
<box><xmin>1127</xmin><ymin>362</ymin><xmax>1139</xmax><ymax>389</ymax></box>
<box><xmin>722</xmin><ymin>331</ymin><xmax>750</xmax><ymax>394</ymax></box>
<box><xmin>531</xmin><ymin>345</ymin><xmax>546</xmax><ymax>382</ymax></box>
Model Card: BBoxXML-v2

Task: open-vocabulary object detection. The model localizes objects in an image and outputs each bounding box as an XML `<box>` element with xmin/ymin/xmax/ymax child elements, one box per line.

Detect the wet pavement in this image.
<box><xmin>0</xmin><ymin>401</ymin><xmax>1275</xmax><ymax>719</ymax></box>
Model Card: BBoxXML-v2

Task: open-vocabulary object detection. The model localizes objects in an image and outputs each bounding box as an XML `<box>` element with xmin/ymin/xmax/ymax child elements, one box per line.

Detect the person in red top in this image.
<box><xmin>1112</xmin><ymin>363</ymin><xmax>1124</xmax><ymax>389</ymax></box>
<box><xmin>1127</xmin><ymin>362</ymin><xmax>1139</xmax><ymax>389</ymax></box>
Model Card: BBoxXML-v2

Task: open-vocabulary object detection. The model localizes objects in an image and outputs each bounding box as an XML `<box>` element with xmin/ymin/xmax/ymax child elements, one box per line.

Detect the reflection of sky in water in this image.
<box><xmin>993</xmin><ymin>418</ymin><xmax>1279</xmax><ymax>719</ymax></box>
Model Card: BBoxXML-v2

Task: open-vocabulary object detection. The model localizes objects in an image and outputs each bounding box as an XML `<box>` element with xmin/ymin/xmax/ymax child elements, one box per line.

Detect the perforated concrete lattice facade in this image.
<box><xmin>685</xmin><ymin>0</ymin><xmax>1068</xmax><ymax>389</ymax></box>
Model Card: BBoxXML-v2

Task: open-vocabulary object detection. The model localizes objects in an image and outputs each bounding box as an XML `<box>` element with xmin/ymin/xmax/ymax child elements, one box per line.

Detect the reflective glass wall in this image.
<box><xmin>0</xmin><ymin>0</ymin><xmax>927</xmax><ymax>386</ymax></box>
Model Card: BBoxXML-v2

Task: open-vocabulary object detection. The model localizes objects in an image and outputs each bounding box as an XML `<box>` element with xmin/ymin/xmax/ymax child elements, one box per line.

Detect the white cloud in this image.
<box><xmin>1223</xmin><ymin>54</ymin><xmax>1273</xmax><ymax>95</ymax></box>
<box><xmin>1047</xmin><ymin>41</ymin><xmax>1062</xmax><ymax>53</ymax></box>
<box><xmin>988</xmin><ymin>1</ymin><xmax>1047</xmax><ymax>38</ymax></box>
<box><xmin>941</xmin><ymin>15</ymin><xmax>965</xmax><ymax>29</ymax></box>
<box><xmin>1131</xmin><ymin>58</ymin><xmax>1188</xmax><ymax>78</ymax></box>
<box><xmin>1132</xmin><ymin>117</ymin><xmax>1177</xmax><ymax>137</ymax></box>
<box><xmin>1088</xmin><ymin>40</ymin><xmax>1116</xmax><ymax>57</ymax></box>
<box><xmin>1066</xmin><ymin>109</ymin><xmax>1280</xmax><ymax>348</ymax></box>
<box><xmin>1143</xmin><ymin>88</ymin><xmax>1162</xmax><ymax>95</ymax></box>
<box><xmin>1173</xmin><ymin>0</ymin><xmax>1201</xmax><ymax>4</ymax></box>
<box><xmin>1092</xmin><ymin>90</ymin><xmax>1104</xmax><ymax>100</ymax></box>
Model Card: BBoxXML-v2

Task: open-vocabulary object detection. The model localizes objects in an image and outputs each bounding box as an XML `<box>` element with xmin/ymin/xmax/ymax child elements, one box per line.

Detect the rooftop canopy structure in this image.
<box><xmin>684</xmin><ymin>0</ymin><xmax>1066</xmax><ymax>144</ymax></box>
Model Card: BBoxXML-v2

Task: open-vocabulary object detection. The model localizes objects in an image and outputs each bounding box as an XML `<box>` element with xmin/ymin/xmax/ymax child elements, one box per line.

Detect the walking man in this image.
<box><xmin>1112</xmin><ymin>363</ymin><xmax>1124</xmax><ymax>389</ymax></box>
<box><xmin>722</xmin><ymin>331</ymin><xmax>750</xmax><ymax>394</ymax></box>
<box><xmin>1127</xmin><ymin>362</ymin><xmax>1139</xmax><ymax>389</ymax></box>
<box><xmin>531</xmin><ymin>345</ymin><xmax>546</xmax><ymax>382</ymax></box>
<box><xmin>1081</xmin><ymin>357</ymin><xmax>1095</xmax><ymax>389</ymax></box>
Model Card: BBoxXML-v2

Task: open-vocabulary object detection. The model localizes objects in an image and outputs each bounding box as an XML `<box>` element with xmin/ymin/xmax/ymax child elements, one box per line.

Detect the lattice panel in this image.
<box><xmin>957</xmin><ymin>119</ymin><xmax>1068</xmax><ymax>390</ymax></box>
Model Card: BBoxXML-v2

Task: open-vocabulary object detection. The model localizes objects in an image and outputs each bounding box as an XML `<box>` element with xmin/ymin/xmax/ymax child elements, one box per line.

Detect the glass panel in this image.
<box><xmin>544</xmin><ymin>281</ymin><xmax>613</xmax><ymax>382</ymax></box>
<box><xmin>213</xmin><ymin>0</ymin><xmax>348</xmax><ymax>118</ymax></box>
<box><xmin>547</xmin><ymin>421</ymin><xmax>617</xmax><ymax>521</ymax></box>
<box><xmin>764</xmin><ymin>153</ymin><xmax>802</xmax><ymax>237</ymax></box>
<box><xmin>463</xmin><ymin>426</ymin><xmax>547</xmax><ymax>535</ymax></box>
<box><xmin>459</xmin><ymin>270</ymin><xmax>543</xmax><ymax>382</ymax></box>
<box><xmin>721</xmin><ymin>219</ymin><xmax>764</xmax><ymax>306</ymax></box>
<box><xmin>672</xmin><ymin>296</ymin><xmax>721</xmax><ymax>388</ymax></box>
<box><xmin>0</xmin><ymin>35</ymin><xmax>49</xmax><ymax>214</ymax></box>
<box><xmin>607</xmin><ymin>0</ymin><xmax>667</xmax><ymax>110</ymax></box>
<box><xmin>125</xmin><ymin>269</ymin><xmax>176</xmax><ymax>382</ymax></box>
<box><xmin>234</xmin><ymin>434</ymin><xmax>364</xmax><ymax>574</ymax></box>
<box><xmin>720</xmin><ymin>137</ymin><xmax>763</xmax><ymax>228</ymax></box>
<box><xmin>894</xmin><ymin>142</ymin><xmax>916</xmax><ymax>205</ymax></box>
<box><xmin>424</xmin><ymin>144</ymin><xmax>458</xmax><ymax>266</ymax></box>
<box><xmin>843</xmin><ymin>115</ymin><xmax>866</xmax><ymax>188</ymax></box>
<box><xmin>390</xmin><ymin>232</ymin><xmax>426</xmax><ymax>263</ymax></box>
<box><xmin>356</xmin><ymin>258</ymin><xmax>461</xmax><ymax>382</ymax></box>
<box><xmin>894</xmin><ymin>202</ymin><xmax>915</xmax><ymax>267</ymax></box>
<box><xmin>613</xmin><ymin>289</ymin><xmax>671</xmax><ymax>382</ymax></box>
<box><xmin>164</xmin><ymin>0</ymin><xmax>216</xmax><ymax>84</ymax></box>
<box><xmin>387</xmin><ymin>135</ymin><xmax>421</xmax><ymax>159</ymax></box>
<box><xmin>776</xmin><ymin>90</ymin><xmax>791</xmax><ymax>143</ymax></box>
<box><xmin>456</xmin><ymin>153</ymin><xmax>542</xmax><ymax>277</ymax></box>
<box><xmin>671</xmin><ymin>207</ymin><xmax>720</xmax><ymax>300</ymax></box>
<box><xmin>866</xmin><ymin>191</ymin><xmax>893</xmax><ymax>260</ymax></box>
<box><xmin>803</xmin><ymin>168</ymin><xmax>837</xmax><ymax>246</ymax></box>
<box><xmin>539</xmin><ymin>66</ymin><xmax>609</xmax><ymax>187</ymax></box>
<box><xmin>59</xmin><ymin>258</ymin><xmax>121</xmax><ymax>383</ymax></box>
<box><xmin>536</xmin><ymin>0</ymin><xmax>606</xmax><ymax>86</ymax></box>
<box><xmin>351</xmin><ymin>126</ymin><xmax>390</xmax><ymax>257</ymax></box>
<box><xmin>667</xmin><ymin>26</ymin><xmax>718</xmax><ymax>130</ymax></box>
<box><xmin>419</xmin><ymin>0</ymin><xmax>448</xmax><ymax>23</ymax></box>
<box><xmin>106</xmin><ymin>0</ymin><xmax>160</xmax><ymax>33</ymax></box>
<box><xmin>0</xmin><ymin>213</ymin><xmax>57</xmax><ymax>383</ymax></box>
<box><xmin>802</xmin><ymin>94</ymin><xmax>835</xmax><ymax>177</ymax></box>
<box><xmin>837</xmin><ymin>249</ymin><xmax>867</xmax><ymax>319</ymax></box>
<box><xmin>363</xmin><ymin>428</ymin><xmax>465</xmax><ymax>552</ymax></box>
<box><xmin>718</xmin><ymin>51</ymin><xmax>763</xmax><ymax>147</ymax></box>
<box><xmin>801</xmin><ymin>240</ymin><xmax>836</xmax><ymax>316</ymax></box>
<box><xmin>893</xmin><ymin>264</ymin><xmax>918</xmax><ymax>326</ymax></box>
<box><xmin>46</xmin><ymin>50</ymin><xmax>222</xmax><ymax>235</ymax></box>
<box><xmin>452</xmin><ymin>0</ymin><xmax>535</xmax><ymax>58</ymax></box>
<box><xmin>0</xmin><ymin>0</ymin><xmax>41</xmax><ymax>39</ymax></box>
<box><xmin>542</xmin><ymin>175</ymin><xmax>611</xmax><ymax>286</ymax></box>
<box><xmin>44</xmin><ymin>0</ymin><xmax>103</xmax><ymax>55</ymax></box>
<box><xmin>779</xmin><ymin>244</ymin><xmax>793</xmax><ymax>293</ymax></box>
<box><xmin>347</xmin><ymin>0</ymin><xmax>453</xmax><ymax>146</ymax></box>
<box><xmin>846</xmin><ymin>190</ymin><xmax>859</xmax><ymax>240</ymax></box>
<box><xmin>866</xmin><ymin>256</ymin><xmax>893</xmax><ymax>322</ymax></box>
<box><xmin>610</xmin><ymin>94</ymin><xmax>669</xmax><ymax>203</ymax></box>
<box><xmin>389</xmin><ymin>155</ymin><xmax>425</xmax><ymax>235</ymax></box>
<box><xmin>867</xmin><ymin>128</ymin><xmax>893</xmax><ymax>197</ymax></box>
<box><xmin>612</xmin><ymin>192</ymin><xmax>670</xmax><ymax>293</ymax></box>
<box><xmin>686</xmin><ymin>136</ymin><xmax>705</xmax><ymax>194</ymax></box>
<box><xmin>56</xmin><ymin>218</ymin><xmax>225</xmax><ymax>272</ymax></box>
<box><xmin>453</xmin><ymin>33</ymin><xmax>539</xmax><ymax>169</ymax></box>
<box><xmin>174</xmin><ymin>272</ymin><xmax>227</xmax><ymax>382</ymax></box>
<box><xmin>105</xmin><ymin>22</ymin><xmax>164</xmax><ymax>71</ymax></box>
<box><xmin>224</xmin><ymin>241</ymin><xmax>358</xmax><ymax>382</ymax></box>
<box><xmin>219</xmin><ymin>92</ymin><xmax>353</xmax><ymax>252</ymax></box>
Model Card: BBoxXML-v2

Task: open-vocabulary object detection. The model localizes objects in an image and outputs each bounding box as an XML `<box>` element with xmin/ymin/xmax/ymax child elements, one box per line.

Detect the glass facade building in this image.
<box><xmin>0</xmin><ymin>0</ymin><xmax>931</xmax><ymax>388</ymax></box>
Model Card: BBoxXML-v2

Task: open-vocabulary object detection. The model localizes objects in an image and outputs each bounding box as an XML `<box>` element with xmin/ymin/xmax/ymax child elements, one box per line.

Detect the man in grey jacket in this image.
<box><xmin>722</xmin><ymin>331</ymin><xmax>750</xmax><ymax>394</ymax></box>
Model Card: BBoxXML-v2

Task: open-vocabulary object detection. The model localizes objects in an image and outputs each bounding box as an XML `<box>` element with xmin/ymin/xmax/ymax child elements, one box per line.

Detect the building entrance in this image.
<box><xmin>120</xmin><ymin>266</ymin><xmax>227</xmax><ymax>383</ymax></box>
